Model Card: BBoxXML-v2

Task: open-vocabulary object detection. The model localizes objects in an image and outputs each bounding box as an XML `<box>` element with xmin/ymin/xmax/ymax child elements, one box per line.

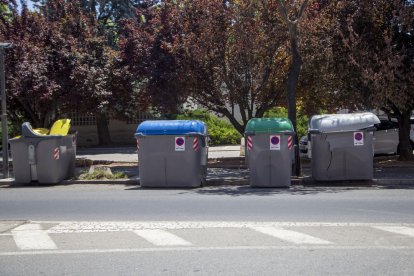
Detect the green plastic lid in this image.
<box><xmin>245</xmin><ymin>118</ymin><xmax>294</xmax><ymax>134</ymax></box>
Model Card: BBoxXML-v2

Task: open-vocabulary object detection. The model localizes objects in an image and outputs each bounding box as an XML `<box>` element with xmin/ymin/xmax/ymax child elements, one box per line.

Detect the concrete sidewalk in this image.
<box><xmin>76</xmin><ymin>145</ymin><xmax>241</xmax><ymax>162</ymax></box>
<box><xmin>2</xmin><ymin>158</ymin><xmax>413</xmax><ymax>187</ymax></box>
<box><xmin>1</xmin><ymin>145</ymin><xmax>242</xmax><ymax>179</ymax></box>
<box><xmin>1</xmin><ymin>146</ymin><xmax>413</xmax><ymax>187</ymax></box>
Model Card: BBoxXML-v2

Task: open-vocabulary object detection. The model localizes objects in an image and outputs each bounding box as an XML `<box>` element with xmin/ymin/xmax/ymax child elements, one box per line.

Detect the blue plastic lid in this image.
<box><xmin>136</xmin><ymin>120</ymin><xmax>206</xmax><ymax>135</ymax></box>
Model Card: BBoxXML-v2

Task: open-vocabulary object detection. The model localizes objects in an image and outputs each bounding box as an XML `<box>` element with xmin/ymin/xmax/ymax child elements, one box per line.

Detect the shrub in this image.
<box><xmin>175</xmin><ymin>110</ymin><xmax>241</xmax><ymax>145</ymax></box>
<box><xmin>263</xmin><ymin>107</ymin><xmax>309</xmax><ymax>139</ymax></box>
<box><xmin>0</xmin><ymin>123</ymin><xmax>21</xmax><ymax>150</ymax></box>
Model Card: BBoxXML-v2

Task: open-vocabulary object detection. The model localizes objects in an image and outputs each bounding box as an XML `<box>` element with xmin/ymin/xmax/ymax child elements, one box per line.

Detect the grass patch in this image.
<box><xmin>78</xmin><ymin>170</ymin><xmax>127</xmax><ymax>180</ymax></box>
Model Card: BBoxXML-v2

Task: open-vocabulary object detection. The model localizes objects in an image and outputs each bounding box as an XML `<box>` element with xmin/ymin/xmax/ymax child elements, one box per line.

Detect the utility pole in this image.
<box><xmin>0</xmin><ymin>42</ymin><xmax>12</xmax><ymax>179</ymax></box>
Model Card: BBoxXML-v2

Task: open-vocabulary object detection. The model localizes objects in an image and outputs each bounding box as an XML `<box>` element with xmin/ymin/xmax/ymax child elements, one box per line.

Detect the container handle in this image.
<box><xmin>185</xmin><ymin>132</ymin><xmax>205</xmax><ymax>136</ymax></box>
<box><xmin>308</xmin><ymin>129</ymin><xmax>320</xmax><ymax>135</ymax></box>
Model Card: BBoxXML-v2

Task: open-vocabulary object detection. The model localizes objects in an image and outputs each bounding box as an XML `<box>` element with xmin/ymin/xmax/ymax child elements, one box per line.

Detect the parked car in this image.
<box><xmin>374</xmin><ymin>118</ymin><xmax>414</xmax><ymax>155</ymax></box>
<box><xmin>302</xmin><ymin>118</ymin><xmax>414</xmax><ymax>157</ymax></box>
<box><xmin>373</xmin><ymin>120</ymin><xmax>399</xmax><ymax>155</ymax></box>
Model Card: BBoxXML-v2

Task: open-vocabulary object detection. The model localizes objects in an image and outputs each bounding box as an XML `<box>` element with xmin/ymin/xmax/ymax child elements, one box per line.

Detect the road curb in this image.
<box><xmin>298</xmin><ymin>178</ymin><xmax>414</xmax><ymax>187</ymax></box>
<box><xmin>0</xmin><ymin>220</ymin><xmax>27</xmax><ymax>233</ymax></box>
<box><xmin>62</xmin><ymin>179</ymin><xmax>139</xmax><ymax>185</ymax></box>
<box><xmin>0</xmin><ymin>178</ymin><xmax>139</xmax><ymax>186</ymax></box>
<box><xmin>373</xmin><ymin>179</ymin><xmax>414</xmax><ymax>186</ymax></box>
<box><xmin>1</xmin><ymin>177</ymin><xmax>413</xmax><ymax>187</ymax></box>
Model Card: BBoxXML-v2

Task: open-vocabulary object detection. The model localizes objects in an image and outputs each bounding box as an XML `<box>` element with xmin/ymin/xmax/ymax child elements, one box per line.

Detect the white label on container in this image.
<box><xmin>175</xmin><ymin>137</ymin><xmax>185</xmax><ymax>151</ymax></box>
<box><xmin>270</xmin><ymin>135</ymin><xmax>281</xmax><ymax>150</ymax></box>
<box><xmin>354</xmin><ymin>132</ymin><xmax>364</xmax><ymax>146</ymax></box>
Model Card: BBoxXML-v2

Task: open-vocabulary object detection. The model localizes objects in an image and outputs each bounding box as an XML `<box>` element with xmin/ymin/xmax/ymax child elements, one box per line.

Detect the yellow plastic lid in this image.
<box><xmin>49</xmin><ymin>119</ymin><xmax>71</xmax><ymax>135</ymax></box>
<box><xmin>33</xmin><ymin>128</ymin><xmax>49</xmax><ymax>136</ymax></box>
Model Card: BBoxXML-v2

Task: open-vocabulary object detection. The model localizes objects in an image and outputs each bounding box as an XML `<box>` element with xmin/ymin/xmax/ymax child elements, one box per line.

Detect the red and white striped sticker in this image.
<box><xmin>247</xmin><ymin>136</ymin><xmax>253</xmax><ymax>151</ymax></box>
<box><xmin>193</xmin><ymin>137</ymin><xmax>199</xmax><ymax>151</ymax></box>
<box><xmin>54</xmin><ymin>147</ymin><xmax>60</xmax><ymax>160</ymax></box>
<box><xmin>136</xmin><ymin>139</ymin><xmax>140</xmax><ymax>151</ymax></box>
<box><xmin>288</xmin><ymin>136</ymin><xmax>293</xmax><ymax>150</ymax></box>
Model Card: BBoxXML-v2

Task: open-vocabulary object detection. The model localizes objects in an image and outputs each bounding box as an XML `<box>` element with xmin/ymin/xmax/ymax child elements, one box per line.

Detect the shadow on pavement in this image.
<box><xmin>77</xmin><ymin>147</ymin><xmax>137</xmax><ymax>153</ymax></box>
<box><xmin>109</xmin><ymin>166</ymin><xmax>138</xmax><ymax>177</ymax></box>
<box><xmin>2</xmin><ymin>183</ymin><xmax>64</xmax><ymax>188</ymax></box>
<box><xmin>189</xmin><ymin>185</ymin><xmax>380</xmax><ymax>197</ymax></box>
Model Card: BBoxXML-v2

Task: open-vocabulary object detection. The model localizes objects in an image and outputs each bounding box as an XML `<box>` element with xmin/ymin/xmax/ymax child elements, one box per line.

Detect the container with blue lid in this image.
<box><xmin>135</xmin><ymin>119</ymin><xmax>209</xmax><ymax>188</ymax></box>
<box><xmin>136</xmin><ymin>120</ymin><xmax>206</xmax><ymax>136</ymax></box>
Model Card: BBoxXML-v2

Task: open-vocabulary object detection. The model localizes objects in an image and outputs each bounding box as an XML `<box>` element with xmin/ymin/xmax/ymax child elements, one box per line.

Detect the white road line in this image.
<box><xmin>11</xmin><ymin>223</ymin><xmax>57</xmax><ymax>250</ymax></box>
<box><xmin>372</xmin><ymin>226</ymin><xmax>414</xmax><ymax>238</ymax></box>
<box><xmin>250</xmin><ymin>226</ymin><xmax>332</xmax><ymax>245</ymax></box>
<box><xmin>0</xmin><ymin>245</ymin><xmax>413</xmax><ymax>256</ymax></box>
<box><xmin>134</xmin><ymin>229</ymin><xmax>192</xmax><ymax>246</ymax></box>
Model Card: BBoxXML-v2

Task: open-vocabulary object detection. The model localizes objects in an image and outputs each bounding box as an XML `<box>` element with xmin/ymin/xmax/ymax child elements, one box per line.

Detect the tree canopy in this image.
<box><xmin>332</xmin><ymin>0</ymin><xmax>414</xmax><ymax>159</ymax></box>
<box><xmin>0</xmin><ymin>0</ymin><xmax>413</xmax><ymax>159</ymax></box>
<box><xmin>119</xmin><ymin>0</ymin><xmax>290</xmax><ymax>134</ymax></box>
<box><xmin>1</xmin><ymin>1</ymin><xmax>117</xmax><ymax>129</ymax></box>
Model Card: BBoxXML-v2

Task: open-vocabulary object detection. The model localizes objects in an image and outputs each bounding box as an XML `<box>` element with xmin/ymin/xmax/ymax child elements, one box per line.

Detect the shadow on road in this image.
<box><xmin>184</xmin><ymin>183</ymin><xmax>414</xmax><ymax>196</ymax></box>
<box><xmin>188</xmin><ymin>185</ymin><xmax>375</xmax><ymax>196</ymax></box>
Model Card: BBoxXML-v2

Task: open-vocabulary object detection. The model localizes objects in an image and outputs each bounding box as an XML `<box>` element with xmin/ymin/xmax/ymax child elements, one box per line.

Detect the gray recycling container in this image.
<box><xmin>308</xmin><ymin>112</ymin><xmax>380</xmax><ymax>181</ymax></box>
<box><xmin>9</xmin><ymin>122</ymin><xmax>77</xmax><ymax>184</ymax></box>
<box><xmin>135</xmin><ymin>120</ymin><xmax>208</xmax><ymax>188</ymax></box>
<box><xmin>245</xmin><ymin>118</ymin><xmax>295</xmax><ymax>188</ymax></box>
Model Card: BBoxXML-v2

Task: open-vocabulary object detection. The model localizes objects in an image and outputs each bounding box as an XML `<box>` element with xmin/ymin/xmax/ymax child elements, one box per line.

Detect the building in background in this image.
<box><xmin>70</xmin><ymin>112</ymin><xmax>156</xmax><ymax>147</ymax></box>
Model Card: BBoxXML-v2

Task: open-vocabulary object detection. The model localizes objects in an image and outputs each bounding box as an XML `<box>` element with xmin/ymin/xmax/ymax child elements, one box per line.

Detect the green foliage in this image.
<box><xmin>175</xmin><ymin>110</ymin><xmax>241</xmax><ymax>145</ymax></box>
<box><xmin>5</xmin><ymin>123</ymin><xmax>21</xmax><ymax>138</ymax></box>
<box><xmin>263</xmin><ymin>107</ymin><xmax>309</xmax><ymax>139</ymax></box>
<box><xmin>263</xmin><ymin>107</ymin><xmax>289</xmax><ymax>118</ymax></box>
<box><xmin>0</xmin><ymin>123</ymin><xmax>22</xmax><ymax>150</ymax></box>
<box><xmin>0</xmin><ymin>3</ymin><xmax>13</xmax><ymax>22</ymax></box>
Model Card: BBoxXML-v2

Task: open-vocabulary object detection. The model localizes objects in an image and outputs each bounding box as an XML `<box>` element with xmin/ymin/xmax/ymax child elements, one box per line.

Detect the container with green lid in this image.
<box><xmin>244</xmin><ymin>117</ymin><xmax>295</xmax><ymax>188</ymax></box>
<box><xmin>245</xmin><ymin>118</ymin><xmax>294</xmax><ymax>134</ymax></box>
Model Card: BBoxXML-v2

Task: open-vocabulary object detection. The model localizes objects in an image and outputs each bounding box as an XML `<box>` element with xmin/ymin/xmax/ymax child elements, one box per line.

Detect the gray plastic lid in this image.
<box><xmin>309</xmin><ymin>112</ymin><xmax>380</xmax><ymax>133</ymax></box>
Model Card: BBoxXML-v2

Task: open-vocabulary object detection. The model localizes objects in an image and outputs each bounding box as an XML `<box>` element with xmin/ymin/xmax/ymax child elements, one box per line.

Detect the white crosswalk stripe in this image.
<box><xmin>372</xmin><ymin>226</ymin><xmax>414</xmax><ymax>238</ymax></box>
<box><xmin>44</xmin><ymin>221</ymin><xmax>414</xmax><ymax>233</ymax></box>
<box><xmin>250</xmin><ymin>226</ymin><xmax>332</xmax><ymax>245</ymax></box>
<box><xmin>134</xmin><ymin>229</ymin><xmax>192</xmax><ymax>246</ymax></box>
<box><xmin>2</xmin><ymin>221</ymin><xmax>414</xmax><ymax>254</ymax></box>
<box><xmin>11</xmin><ymin>223</ymin><xmax>57</xmax><ymax>250</ymax></box>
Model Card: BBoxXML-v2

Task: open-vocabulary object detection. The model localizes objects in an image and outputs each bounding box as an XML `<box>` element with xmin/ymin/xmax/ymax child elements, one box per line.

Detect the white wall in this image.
<box><xmin>72</xmin><ymin>119</ymin><xmax>138</xmax><ymax>147</ymax></box>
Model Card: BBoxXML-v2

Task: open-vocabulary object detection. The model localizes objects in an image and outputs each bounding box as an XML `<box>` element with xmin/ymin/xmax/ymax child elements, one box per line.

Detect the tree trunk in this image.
<box><xmin>397</xmin><ymin>110</ymin><xmax>413</xmax><ymax>161</ymax></box>
<box><xmin>275</xmin><ymin>0</ymin><xmax>308</xmax><ymax>176</ymax></box>
<box><xmin>223</xmin><ymin>111</ymin><xmax>245</xmax><ymax>135</ymax></box>
<box><xmin>96</xmin><ymin>112</ymin><xmax>112</xmax><ymax>146</ymax></box>
<box><xmin>287</xmin><ymin>26</ymin><xmax>302</xmax><ymax>176</ymax></box>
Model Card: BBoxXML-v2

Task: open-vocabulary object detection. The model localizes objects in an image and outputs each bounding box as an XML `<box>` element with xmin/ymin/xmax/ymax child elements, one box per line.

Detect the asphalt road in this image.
<box><xmin>0</xmin><ymin>184</ymin><xmax>413</xmax><ymax>275</ymax></box>
<box><xmin>0</xmin><ymin>184</ymin><xmax>413</xmax><ymax>222</ymax></box>
<box><xmin>1</xmin><ymin>248</ymin><xmax>412</xmax><ymax>275</ymax></box>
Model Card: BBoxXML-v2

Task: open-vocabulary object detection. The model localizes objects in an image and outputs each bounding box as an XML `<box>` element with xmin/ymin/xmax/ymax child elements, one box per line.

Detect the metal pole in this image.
<box><xmin>0</xmin><ymin>48</ymin><xmax>9</xmax><ymax>178</ymax></box>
